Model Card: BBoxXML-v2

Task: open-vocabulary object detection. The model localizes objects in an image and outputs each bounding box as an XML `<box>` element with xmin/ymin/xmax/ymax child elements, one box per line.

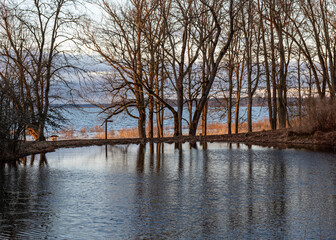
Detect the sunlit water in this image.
<box><xmin>1</xmin><ymin>143</ymin><xmax>336</xmax><ymax>239</ymax></box>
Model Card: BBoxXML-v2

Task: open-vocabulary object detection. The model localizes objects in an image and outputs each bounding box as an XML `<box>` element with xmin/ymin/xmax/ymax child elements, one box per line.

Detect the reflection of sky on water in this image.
<box><xmin>1</xmin><ymin>143</ymin><xmax>336</xmax><ymax>239</ymax></box>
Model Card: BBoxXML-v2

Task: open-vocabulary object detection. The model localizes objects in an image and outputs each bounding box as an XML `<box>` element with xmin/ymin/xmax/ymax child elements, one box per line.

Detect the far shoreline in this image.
<box><xmin>3</xmin><ymin>129</ymin><xmax>334</xmax><ymax>162</ymax></box>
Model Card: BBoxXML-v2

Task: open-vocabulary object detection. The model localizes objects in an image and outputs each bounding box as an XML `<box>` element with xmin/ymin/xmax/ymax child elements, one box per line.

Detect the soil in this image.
<box><xmin>4</xmin><ymin>129</ymin><xmax>336</xmax><ymax>161</ymax></box>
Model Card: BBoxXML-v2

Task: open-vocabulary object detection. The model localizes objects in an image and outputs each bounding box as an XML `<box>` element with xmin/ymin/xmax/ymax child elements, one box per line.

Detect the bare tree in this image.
<box><xmin>188</xmin><ymin>0</ymin><xmax>236</xmax><ymax>136</ymax></box>
<box><xmin>0</xmin><ymin>0</ymin><xmax>79</xmax><ymax>141</ymax></box>
<box><xmin>82</xmin><ymin>0</ymin><xmax>152</xmax><ymax>138</ymax></box>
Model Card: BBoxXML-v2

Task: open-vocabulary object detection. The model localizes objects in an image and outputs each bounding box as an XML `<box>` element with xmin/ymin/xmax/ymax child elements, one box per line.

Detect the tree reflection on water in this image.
<box><xmin>0</xmin><ymin>153</ymin><xmax>52</xmax><ymax>239</ymax></box>
<box><xmin>0</xmin><ymin>143</ymin><xmax>335</xmax><ymax>239</ymax></box>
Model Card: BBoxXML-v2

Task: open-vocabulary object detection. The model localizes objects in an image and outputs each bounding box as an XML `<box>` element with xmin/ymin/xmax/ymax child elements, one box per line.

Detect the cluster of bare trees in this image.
<box><xmin>82</xmin><ymin>0</ymin><xmax>336</xmax><ymax>138</ymax></box>
<box><xmin>82</xmin><ymin>0</ymin><xmax>236</xmax><ymax>138</ymax></box>
<box><xmin>1</xmin><ymin>0</ymin><xmax>336</xmax><ymax>151</ymax></box>
<box><xmin>0</xmin><ymin>0</ymin><xmax>78</xmax><ymax>156</ymax></box>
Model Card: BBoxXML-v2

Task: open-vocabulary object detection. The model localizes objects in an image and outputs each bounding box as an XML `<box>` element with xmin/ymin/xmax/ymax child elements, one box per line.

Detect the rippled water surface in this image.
<box><xmin>1</xmin><ymin>143</ymin><xmax>336</xmax><ymax>239</ymax></box>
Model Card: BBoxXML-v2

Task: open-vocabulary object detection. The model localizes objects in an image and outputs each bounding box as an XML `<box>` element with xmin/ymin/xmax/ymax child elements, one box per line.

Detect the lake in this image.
<box><xmin>48</xmin><ymin>106</ymin><xmax>270</xmax><ymax>138</ymax></box>
<box><xmin>1</xmin><ymin>143</ymin><xmax>336</xmax><ymax>239</ymax></box>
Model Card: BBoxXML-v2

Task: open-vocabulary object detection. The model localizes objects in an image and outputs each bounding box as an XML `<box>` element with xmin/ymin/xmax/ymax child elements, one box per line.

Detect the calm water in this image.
<box><xmin>55</xmin><ymin>106</ymin><xmax>269</xmax><ymax>133</ymax></box>
<box><xmin>1</xmin><ymin>143</ymin><xmax>336</xmax><ymax>239</ymax></box>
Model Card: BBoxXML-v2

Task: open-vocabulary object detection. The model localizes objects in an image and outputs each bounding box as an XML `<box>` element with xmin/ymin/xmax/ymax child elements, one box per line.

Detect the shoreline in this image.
<box><xmin>5</xmin><ymin>129</ymin><xmax>333</xmax><ymax>161</ymax></box>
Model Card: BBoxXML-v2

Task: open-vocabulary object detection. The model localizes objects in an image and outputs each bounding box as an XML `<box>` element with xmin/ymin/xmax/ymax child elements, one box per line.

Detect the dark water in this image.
<box><xmin>1</xmin><ymin>143</ymin><xmax>336</xmax><ymax>239</ymax></box>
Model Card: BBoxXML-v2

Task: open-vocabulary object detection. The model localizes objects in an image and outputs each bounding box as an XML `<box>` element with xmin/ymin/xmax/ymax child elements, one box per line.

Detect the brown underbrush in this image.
<box><xmin>58</xmin><ymin>118</ymin><xmax>273</xmax><ymax>140</ymax></box>
<box><xmin>58</xmin><ymin>125</ymin><xmax>75</xmax><ymax>139</ymax></box>
<box><xmin>292</xmin><ymin>98</ymin><xmax>336</xmax><ymax>134</ymax></box>
<box><xmin>197</xmin><ymin>119</ymin><xmax>271</xmax><ymax>135</ymax></box>
<box><xmin>94</xmin><ymin>126</ymin><xmax>174</xmax><ymax>139</ymax></box>
<box><xmin>91</xmin><ymin>119</ymin><xmax>271</xmax><ymax>139</ymax></box>
<box><xmin>90</xmin><ymin>125</ymin><xmax>104</xmax><ymax>133</ymax></box>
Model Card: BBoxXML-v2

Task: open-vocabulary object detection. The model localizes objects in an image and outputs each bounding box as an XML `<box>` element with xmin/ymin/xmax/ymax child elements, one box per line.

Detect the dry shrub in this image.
<box><xmin>295</xmin><ymin>98</ymin><xmax>336</xmax><ymax>133</ymax></box>
<box><xmin>196</xmin><ymin>119</ymin><xmax>271</xmax><ymax>135</ymax></box>
<box><xmin>80</xmin><ymin>127</ymin><xmax>88</xmax><ymax>137</ymax></box>
<box><xmin>59</xmin><ymin>125</ymin><xmax>75</xmax><ymax>139</ymax></box>
<box><xmin>289</xmin><ymin>117</ymin><xmax>301</xmax><ymax>129</ymax></box>
<box><xmin>251</xmin><ymin>119</ymin><xmax>271</xmax><ymax>132</ymax></box>
<box><xmin>237</xmin><ymin>122</ymin><xmax>248</xmax><ymax>133</ymax></box>
<box><xmin>117</xmin><ymin>128</ymin><xmax>139</xmax><ymax>138</ymax></box>
<box><xmin>205</xmin><ymin>122</ymin><xmax>227</xmax><ymax>135</ymax></box>
<box><xmin>110</xmin><ymin>126</ymin><xmax>173</xmax><ymax>139</ymax></box>
<box><xmin>164</xmin><ymin>126</ymin><xmax>174</xmax><ymax>137</ymax></box>
<box><xmin>90</xmin><ymin>125</ymin><xmax>104</xmax><ymax>133</ymax></box>
<box><xmin>93</xmin><ymin>132</ymin><xmax>104</xmax><ymax>139</ymax></box>
<box><xmin>58</xmin><ymin>119</ymin><xmax>274</xmax><ymax>140</ymax></box>
<box><xmin>94</xmin><ymin>129</ymin><xmax>116</xmax><ymax>139</ymax></box>
<box><xmin>148</xmin><ymin>126</ymin><xmax>172</xmax><ymax>138</ymax></box>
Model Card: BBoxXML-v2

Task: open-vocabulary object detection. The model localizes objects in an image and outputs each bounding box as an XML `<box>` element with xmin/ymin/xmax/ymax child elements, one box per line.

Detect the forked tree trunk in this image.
<box><xmin>189</xmin><ymin>0</ymin><xmax>235</xmax><ymax>136</ymax></box>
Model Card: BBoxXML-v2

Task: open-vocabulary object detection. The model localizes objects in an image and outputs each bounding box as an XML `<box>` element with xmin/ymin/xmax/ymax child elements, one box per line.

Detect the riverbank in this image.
<box><xmin>8</xmin><ymin>129</ymin><xmax>335</xmax><ymax>161</ymax></box>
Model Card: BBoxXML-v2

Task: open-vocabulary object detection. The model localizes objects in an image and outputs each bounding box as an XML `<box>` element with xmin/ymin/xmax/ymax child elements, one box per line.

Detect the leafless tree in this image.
<box><xmin>0</xmin><ymin>0</ymin><xmax>79</xmax><ymax>141</ymax></box>
<box><xmin>188</xmin><ymin>0</ymin><xmax>236</xmax><ymax>136</ymax></box>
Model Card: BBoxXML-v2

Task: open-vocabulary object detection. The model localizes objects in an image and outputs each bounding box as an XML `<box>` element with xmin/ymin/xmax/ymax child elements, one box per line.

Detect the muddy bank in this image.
<box><xmin>6</xmin><ymin>129</ymin><xmax>336</xmax><ymax>161</ymax></box>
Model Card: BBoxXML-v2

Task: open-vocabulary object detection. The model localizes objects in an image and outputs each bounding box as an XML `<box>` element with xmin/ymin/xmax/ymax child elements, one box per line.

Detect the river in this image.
<box><xmin>1</xmin><ymin>143</ymin><xmax>335</xmax><ymax>239</ymax></box>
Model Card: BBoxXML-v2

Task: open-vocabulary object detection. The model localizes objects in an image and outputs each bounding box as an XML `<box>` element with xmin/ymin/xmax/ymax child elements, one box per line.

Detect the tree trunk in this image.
<box><xmin>202</xmin><ymin>101</ymin><xmax>207</xmax><ymax>136</ymax></box>
<box><xmin>201</xmin><ymin>46</ymin><xmax>207</xmax><ymax>136</ymax></box>
<box><xmin>156</xmin><ymin>100</ymin><xmax>163</xmax><ymax>138</ymax></box>
<box><xmin>270</xmin><ymin>25</ymin><xmax>277</xmax><ymax>130</ymax></box>
<box><xmin>261</xmin><ymin>18</ymin><xmax>273</xmax><ymax>130</ymax></box>
<box><xmin>275</xmin><ymin>21</ymin><xmax>287</xmax><ymax>129</ymax></box>
<box><xmin>173</xmin><ymin>111</ymin><xmax>179</xmax><ymax>137</ymax></box>
<box><xmin>177</xmin><ymin>76</ymin><xmax>183</xmax><ymax>136</ymax></box>
<box><xmin>298</xmin><ymin>52</ymin><xmax>302</xmax><ymax>123</ymax></box>
<box><xmin>235</xmin><ymin>53</ymin><xmax>244</xmax><ymax>134</ymax></box>
<box><xmin>227</xmin><ymin>61</ymin><xmax>233</xmax><ymax>135</ymax></box>
<box><xmin>148</xmin><ymin>95</ymin><xmax>154</xmax><ymax>138</ymax></box>
<box><xmin>37</xmin><ymin>122</ymin><xmax>46</xmax><ymax>141</ymax></box>
<box><xmin>138</xmin><ymin>107</ymin><xmax>146</xmax><ymax>139</ymax></box>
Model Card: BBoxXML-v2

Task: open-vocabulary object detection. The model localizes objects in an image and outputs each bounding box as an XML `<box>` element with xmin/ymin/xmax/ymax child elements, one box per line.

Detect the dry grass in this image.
<box><xmin>90</xmin><ymin>125</ymin><xmax>104</xmax><ymax>133</ymax></box>
<box><xmin>57</xmin><ymin>119</ymin><xmax>273</xmax><ymax>140</ymax></box>
<box><xmin>24</xmin><ymin>118</ymin><xmax>274</xmax><ymax>141</ymax></box>
<box><xmin>151</xmin><ymin>126</ymin><xmax>174</xmax><ymax>137</ymax></box>
<box><xmin>94</xmin><ymin>126</ymin><xmax>173</xmax><ymax>139</ymax></box>
<box><xmin>92</xmin><ymin>129</ymin><xmax>115</xmax><ymax>139</ymax></box>
<box><xmin>117</xmin><ymin>128</ymin><xmax>139</xmax><ymax>138</ymax></box>
<box><xmin>292</xmin><ymin>98</ymin><xmax>336</xmax><ymax>134</ymax></box>
<box><xmin>58</xmin><ymin>125</ymin><xmax>75</xmax><ymax>139</ymax></box>
<box><xmin>247</xmin><ymin>119</ymin><xmax>272</xmax><ymax>132</ymax></box>
<box><xmin>80</xmin><ymin>127</ymin><xmax>89</xmax><ymax>138</ymax></box>
<box><xmin>197</xmin><ymin>119</ymin><xmax>271</xmax><ymax>135</ymax></box>
<box><xmin>93</xmin><ymin>128</ymin><xmax>139</xmax><ymax>139</ymax></box>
